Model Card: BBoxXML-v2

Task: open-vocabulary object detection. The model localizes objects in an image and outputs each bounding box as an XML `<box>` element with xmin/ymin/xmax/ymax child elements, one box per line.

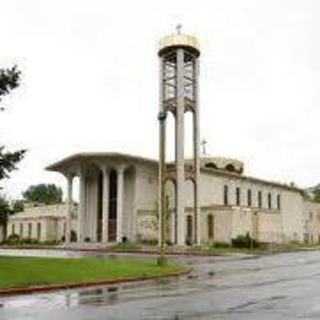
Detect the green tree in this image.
<box><xmin>0</xmin><ymin>66</ymin><xmax>26</xmax><ymax>181</ymax></box>
<box><xmin>0</xmin><ymin>195</ymin><xmax>11</xmax><ymax>239</ymax></box>
<box><xmin>23</xmin><ymin>184</ymin><xmax>63</xmax><ymax>204</ymax></box>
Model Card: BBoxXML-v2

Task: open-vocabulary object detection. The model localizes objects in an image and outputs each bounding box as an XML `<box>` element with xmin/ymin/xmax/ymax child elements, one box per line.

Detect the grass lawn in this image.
<box><xmin>0</xmin><ymin>256</ymin><xmax>185</xmax><ymax>289</ymax></box>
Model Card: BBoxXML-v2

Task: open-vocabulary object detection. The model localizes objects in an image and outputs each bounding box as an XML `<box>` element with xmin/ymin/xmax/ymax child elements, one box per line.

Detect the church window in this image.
<box><xmin>224</xmin><ymin>185</ymin><xmax>229</xmax><ymax>205</ymax></box>
<box><xmin>268</xmin><ymin>193</ymin><xmax>272</xmax><ymax>209</ymax></box>
<box><xmin>208</xmin><ymin>214</ymin><xmax>214</xmax><ymax>239</ymax></box>
<box><xmin>258</xmin><ymin>191</ymin><xmax>262</xmax><ymax>208</ymax></box>
<box><xmin>28</xmin><ymin>223</ymin><xmax>32</xmax><ymax>238</ymax></box>
<box><xmin>186</xmin><ymin>215</ymin><xmax>193</xmax><ymax>243</ymax></box>
<box><xmin>236</xmin><ymin>187</ymin><xmax>241</xmax><ymax>206</ymax></box>
<box><xmin>37</xmin><ymin>222</ymin><xmax>41</xmax><ymax>240</ymax></box>
<box><xmin>247</xmin><ymin>189</ymin><xmax>252</xmax><ymax>207</ymax></box>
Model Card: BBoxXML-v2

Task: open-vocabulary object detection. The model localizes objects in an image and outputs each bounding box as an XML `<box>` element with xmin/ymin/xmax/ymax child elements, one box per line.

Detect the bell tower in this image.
<box><xmin>158</xmin><ymin>27</ymin><xmax>201</xmax><ymax>246</ymax></box>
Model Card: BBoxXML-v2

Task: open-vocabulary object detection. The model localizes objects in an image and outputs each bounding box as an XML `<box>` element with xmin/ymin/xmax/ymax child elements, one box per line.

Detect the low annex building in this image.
<box><xmin>46</xmin><ymin>152</ymin><xmax>320</xmax><ymax>245</ymax></box>
<box><xmin>7</xmin><ymin>203</ymin><xmax>77</xmax><ymax>242</ymax></box>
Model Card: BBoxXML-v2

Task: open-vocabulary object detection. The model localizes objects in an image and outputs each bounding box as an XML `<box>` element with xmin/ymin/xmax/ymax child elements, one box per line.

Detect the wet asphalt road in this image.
<box><xmin>1</xmin><ymin>250</ymin><xmax>320</xmax><ymax>319</ymax></box>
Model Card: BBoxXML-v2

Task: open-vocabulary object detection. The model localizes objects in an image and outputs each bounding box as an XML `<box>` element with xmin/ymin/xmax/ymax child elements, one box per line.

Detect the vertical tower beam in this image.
<box><xmin>176</xmin><ymin>48</ymin><xmax>185</xmax><ymax>246</ymax></box>
<box><xmin>193</xmin><ymin>58</ymin><xmax>201</xmax><ymax>245</ymax></box>
<box><xmin>158</xmin><ymin>56</ymin><xmax>166</xmax><ymax>247</ymax></box>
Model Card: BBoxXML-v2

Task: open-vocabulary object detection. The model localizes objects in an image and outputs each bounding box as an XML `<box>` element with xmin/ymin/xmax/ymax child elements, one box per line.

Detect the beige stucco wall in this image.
<box><xmin>303</xmin><ymin>201</ymin><xmax>320</xmax><ymax>244</ymax></box>
<box><xmin>7</xmin><ymin>204</ymin><xmax>77</xmax><ymax>242</ymax></box>
<box><xmin>134</xmin><ymin>164</ymin><xmax>308</xmax><ymax>245</ymax></box>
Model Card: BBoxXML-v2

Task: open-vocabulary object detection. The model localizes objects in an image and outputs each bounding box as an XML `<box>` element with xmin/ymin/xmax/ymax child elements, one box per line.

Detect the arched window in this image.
<box><xmin>208</xmin><ymin>214</ymin><xmax>214</xmax><ymax>240</ymax></box>
<box><xmin>268</xmin><ymin>193</ymin><xmax>272</xmax><ymax>209</ymax></box>
<box><xmin>258</xmin><ymin>191</ymin><xmax>262</xmax><ymax>208</ymax></box>
<box><xmin>225</xmin><ymin>164</ymin><xmax>236</xmax><ymax>172</ymax></box>
<box><xmin>205</xmin><ymin>162</ymin><xmax>218</xmax><ymax>169</ymax></box>
<box><xmin>236</xmin><ymin>187</ymin><xmax>241</xmax><ymax>206</ymax></box>
<box><xmin>224</xmin><ymin>185</ymin><xmax>229</xmax><ymax>205</ymax></box>
<box><xmin>247</xmin><ymin>189</ymin><xmax>252</xmax><ymax>207</ymax></box>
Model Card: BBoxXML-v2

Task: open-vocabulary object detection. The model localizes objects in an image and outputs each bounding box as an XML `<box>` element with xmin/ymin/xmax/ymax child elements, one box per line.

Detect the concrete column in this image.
<box><xmin>176</xmin><ymin>48</ymin><xmax>185</xmax><ymax>246</ymax></box>
<box><xmin>193</xmin><ymin>58</ymin><xmax>201</xmax><ymax>245</ymax></box>
<box><xmin>78</xmin><ymin>167</ymin><xmax>86</xmax><ymax>242</ymax></box>
<box><xmin>116</xmin><ymin>166</ymin><xmax>125</xmax><ymax>242</ymax></box>
<box><xmin>66</xmin><ymin>174</ymin><xmax>73</xmax><ymax>243</ymax></box>
<box><xmin>102</xmin><ymin>167</ymin><xmax>110</xmax><ymax>243</ymax></box>
<box><xmin>158</xmin><ymin>55</ymin><xmax>167</xmax><ymax>247</ymax></box>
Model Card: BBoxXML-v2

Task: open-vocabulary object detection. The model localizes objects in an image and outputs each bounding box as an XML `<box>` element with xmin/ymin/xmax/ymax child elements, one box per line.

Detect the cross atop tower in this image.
<box><xmin>176</xmin><ymin>24</ymin><xmax>182</xmax><ymax>35</ymax></box>
<box><xmin>200</xmin><ymin>139</ymin><xmax>208</xmax><ymax>156</ymax></box>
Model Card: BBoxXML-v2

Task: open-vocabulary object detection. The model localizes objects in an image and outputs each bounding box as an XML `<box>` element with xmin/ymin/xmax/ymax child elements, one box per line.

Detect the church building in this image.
<box><xmin>46</xmin><ymin>31</ymin><xmax>320</xmax><ymax>246</ymax></box>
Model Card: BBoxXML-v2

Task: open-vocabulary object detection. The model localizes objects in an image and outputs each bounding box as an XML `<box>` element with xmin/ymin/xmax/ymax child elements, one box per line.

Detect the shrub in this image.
<box><xmin>232</xmin><ymin>233</ymin><xmax>258</xmax><ymax>249</ymax></box>
<box><xmin>5</xmin><ymin>234</ymin><xmax>20</xmax><ymax>245</ymax></box>
<box><xmin>21</xmin><ymin>238</ymin><xmax>39</xmax><ymax>245</ymax></box>
<box><xmin>42</xmin><ymin>240</ymin><xmax>60</xmax><ymax>246</ymax></box>
<box><xmin>70</xmin><ymin>230</ymin><xmax>77</xmax><ymax>242</ymax></box>
<box><xmin>211</xmin><ymin>242</ymin><xmax>231</xmax><ymax>249</ymax></box>
<box><xmin>112</xmin><ymin>241</ymin><xmax>141</xmax><ymax>251</ymax></box>
<box><xmin>139</xmin><ymin>239</ymin><xmax>158</xmax><ymax>246</ymax></box>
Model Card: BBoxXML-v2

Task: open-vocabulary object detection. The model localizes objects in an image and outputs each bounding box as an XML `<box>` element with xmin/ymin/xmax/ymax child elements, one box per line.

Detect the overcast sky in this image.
<box><xmin>0</xmin><ymin>0</ymin><xmax>319</xmax><ymax>199</ymax></box>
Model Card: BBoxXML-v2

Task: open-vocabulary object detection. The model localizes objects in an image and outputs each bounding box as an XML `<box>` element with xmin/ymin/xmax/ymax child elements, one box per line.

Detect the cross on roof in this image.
<box><xmin>176</xmin><ymin>24</ymin><xmax>182</xmax><ymax>35</ymax></box>
<box><xmin>200</xmin><ymin>139</ymin><xmax>208</xmax><ymax>156</ymax></box>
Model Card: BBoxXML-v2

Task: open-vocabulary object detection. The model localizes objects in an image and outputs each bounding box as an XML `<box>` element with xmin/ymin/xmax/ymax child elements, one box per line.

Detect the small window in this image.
<box><xmin>277</xmin><ymin>194</ymin><xmax>281</xmax><ymax>210</ymax></box>
<box><xmin>247</xmin><ymin>189</ymin><xmax>252</xmax><ymax>207</ymax></box>
<box><xmin>224</xmin><ymin>185</ymin><xmax>229</xmax><ymax>205</ymax></box>
<box><xmin>37</xmin><ymin>222</ymin><xmax>41</xmax><ymax>241</ymax></box>
<box><xmin>258</xmin><ymin>191</ymin><xmax>262</xmax><ymax>208</ymax></box>
<box><xmin>208</xmin><ymin>214</ymin><xmax>214</xmax><ymax>239</ymax></box>
<box><xmin>12</xmin><ymin>224</ymin><xmax>15</xmax><ymax>235</ymax></box>
<box><xmin>186</xmin><ymin>215</ymin><xmax>193</xmax><ymax>243</ymax></box>
<box><xmin>236</xmin><ymin>187</ymin><xmax>241</xmax><ymax>206</ymax></box>
<box><xmin>268</xmin><ymin>193</ymin><xmax>272</xmax><ymax>209</ymax></box>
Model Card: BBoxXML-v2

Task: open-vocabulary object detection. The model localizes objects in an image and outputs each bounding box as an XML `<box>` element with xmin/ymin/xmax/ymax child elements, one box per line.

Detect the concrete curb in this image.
<box><xmin>0</xmin><ymin>268</ymin><xmax>191</xmax><ymax>297</ymax></box>
<box><xmin>0</xmin><ymin>245</ymin><xmax>228</xmax><ymax>257</ymax></box>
